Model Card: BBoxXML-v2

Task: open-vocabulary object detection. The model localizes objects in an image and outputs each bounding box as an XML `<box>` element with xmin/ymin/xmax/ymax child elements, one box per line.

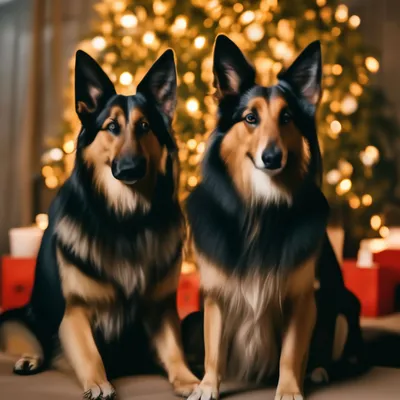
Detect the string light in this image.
<box><xmin>112</xmin><ymin>0</ymin><xmax>126</xmax><ymax>12</ymax></box>
<box><xmin>183</xmin><ymin>72</ymin><xmax>195</xmax><ymax>84</ymax></box>
<box><xmin>174</xmin><ymin>16</ymin><xmax>187</xmax><ymax>30</ymax></box>
<box><xmin>194</xmin><ymin>36</ymin><xmax>206</xmax><ymax>49</ymax></box>
<box><xmin>316</xmin><ymin>0</ymin><xmax>327</xmax><ymax>6</ymax></box>
<box><xmin>197</xmin><ymin>142</ymin><xmax>206</xmax><ymax>154</ymax></box>
<box><xmin>365</xmin><ymin>57</ymin><xmax>380</xmax><ymax>73</ymax></box>
<box><xmin>335</xmin><ymin>4</ymin><xmax>348</xmax><ymax>22</ymax></box>
<box><xmin>349</xmin><ymin>196</ymin><xmax>360</xmax><ymax>209</ymax></box>
<box><xmin>63</xmin><ymin>140</ymin><xmax>75</xmax><ymax>154</ymax></box>
<box><xmin>380</xmin><ymin>226</ymin><xmax>390</xmax><ymax>238</ymax></box>
<box><xmin>233</xmin><ymin>3</ymin><xmax>244</xmax><ymax>13</ymax></box>
<box><xmin>143</xmin><ymin>31</ymin><xmax>156</xmax><ymax>45</ymax></box>
<box><xmin>153</xmin><ymin>1</ymin><xmax>167</xmax><ymax>15</ymax></box>
<box><xmin>49</xmin><ymin>148</ymin><xmax>64</xmax><ymax>161</ymax></box>
<box><xmin>360</xmin><ymin>146</ymin><xmax>379</xmax><ymax>166</ymax></box>
<box><xmin>330</xmin><ymin>120</ymin><xmax>342</xmax><ymax>134</ymax></box>
<box><xmin>35</xmin><ymin>213</ymin><xmax>49</xmax><ymax>230</ymax></box>
<box><xmin>337</xmin><ymin>178</ymin><xmax>352</xmax><ymax>195</ymax></box>
<box><xmin>350</xmin><ymin>82</ymin><xmax>363</xmax><ymax>96</ymax></box>
<box><xmin>120</xmin><ymin>13</ymin><xmax>138</xmax><ymax>28</ymax></box>
<box><xmin>349</xmin><ymin>15</ymin><xmax>361</xmax><ymax>28</ymax></box>
<box><xmin>187</xmin><ymin>139</ymin><xmax>198</xmax><ymax>150</ymax></box>
<box><xmin>246</xmin><ymin>23</ymin><xmax>265</xmax><ymax>42</ymax></box>
<box><xmin>341</xmin><ymin>95</ymin><xmax>358</xmax><ymax>115</ymax></box>
<box><xmin>326</xmin><ymin>169</ymin><xmax>341</xmax><ymax>185</ymax></box>
<box><xmin>119</xmin><ymin>71</ymin><xmax>133</xmax><ymax>85</ymax></box>
<box><xmin>240</xmin><ymin>11</ymin><xmax>255</xmax><ymax>25</ymax></box>
<box><xmin>362</xmin><ymin>194</ymin><xmax>373</xmax><ymax>206</ymax></box>
<box><xmin>370</xmin><ymin>215</ymin><xmax>382</xmax><ymax>230</ymax></box>
<box><xmin>338</xmin><ymin>159</ymin><xmax>353</xmax><ymax>176</ymax></box>
<box><xmin>92</xmin><ymin>36</ymin><xmax>106</xmax><ymax>50</ymax></box>
<box><xmin>188</xmin><ymin>176</ymin><xmax>198</xmax><ymax>187</ymax></box>
<box><xmin>41</xmin><ymin>166</ymin><xmax>53</xmax><ymax>177</ymax></box>
<box><xmin>332</xmin><ymin>64</ymin><xmax>343</xmax><ymax>75</ymax></box>
<box><xmin>45</xmin><ymin>176</ymin><xmax>59</xmax><ymax>189</ymax></box>
<box><xmin>186</xmin><ymin>97</ymin><xmax>199</xmax><ymax>113</ymax></box>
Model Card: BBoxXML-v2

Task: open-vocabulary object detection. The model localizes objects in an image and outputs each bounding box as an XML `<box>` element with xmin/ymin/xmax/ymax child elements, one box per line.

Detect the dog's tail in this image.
<box><xmin>0</xmin><ymin>306</ymin><xmax>46</xmax><ymax>375</ymax></box>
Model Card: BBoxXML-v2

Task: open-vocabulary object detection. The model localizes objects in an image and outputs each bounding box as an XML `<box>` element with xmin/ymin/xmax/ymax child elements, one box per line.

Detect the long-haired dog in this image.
<box><xmin>185</xmin><ymin>35</ymin><xmax>364</xmax><ymax>400</ymax></box>
<box><xmin>0</xmin><ymin>49</ymin><xmax>199</xmax><ymax>399</ymax></box>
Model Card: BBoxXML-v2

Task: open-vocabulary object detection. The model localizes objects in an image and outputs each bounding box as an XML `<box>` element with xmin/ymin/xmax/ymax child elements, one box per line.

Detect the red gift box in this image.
<box><xmin>1</xmin><ymin>256</ymin><xmax>36</xmax><ymax>312</ymax></box>
<box><xmin>1</xmin><ymin>256</ymin><xmax>201</xmax><ymax>319</ymax></box>
<box><xmin>342</xmin><ymin>260</ymin><xmax>395</xmax><ymax>317</ymax></box>
<box><xmin>374</xmin><ymin>249</ymin><xmax>400</xmax><ymax>284</ymax></box>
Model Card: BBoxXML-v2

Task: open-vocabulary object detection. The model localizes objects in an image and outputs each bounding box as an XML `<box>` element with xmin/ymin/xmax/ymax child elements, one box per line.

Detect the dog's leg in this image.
<box><xmin>188</xmin><ymin>296</ymin><xmax>222</xmax><ymax>400</ymax></box>
<box><xmin>59</xmin><ymin>306</ymin><xmax>115</xmax><ymax>400</ymax></box>
<box><xmin>147</xmin><ymin>295</ymin><xmax>200</xmax><ymax>397</ymax></box>
<box><xmin>275</xmin><ymin>290</ymin><xmax>316</xmax><ymax>400</ymax></box>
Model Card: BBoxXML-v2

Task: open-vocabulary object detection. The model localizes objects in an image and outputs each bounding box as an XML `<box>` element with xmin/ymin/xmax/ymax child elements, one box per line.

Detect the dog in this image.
<box><xmin>185</xmin><ymin>35</ymin><xmax>365</xmax><ymax>400</ymax></box>
<box><xmin>0</xmin><ymin>49</ymin><xmax>199</xmax><ymax>399</ymax></box>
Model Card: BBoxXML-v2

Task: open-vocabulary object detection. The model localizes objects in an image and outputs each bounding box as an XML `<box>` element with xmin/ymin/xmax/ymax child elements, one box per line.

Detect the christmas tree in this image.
<box><xmin>41</xmin><ymin>0</ymin><xmax>398</xmax><ymax>249</ymax></box>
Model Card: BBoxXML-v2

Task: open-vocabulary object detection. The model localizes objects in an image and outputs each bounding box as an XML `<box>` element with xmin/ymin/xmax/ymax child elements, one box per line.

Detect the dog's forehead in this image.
<box><xmin>105</xmin><ymin>94</ymin><xmax>146</xmax><ymax>121</ymax></box>
<box><xmin>241</xmin><ymin>86</ymin><xmax>286</xmax><ymax>112</ymax></box>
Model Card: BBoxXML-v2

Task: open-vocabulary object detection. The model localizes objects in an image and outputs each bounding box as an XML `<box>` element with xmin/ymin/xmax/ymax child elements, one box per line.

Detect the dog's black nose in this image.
<box><xmin>261</xmin><ymin>144</ymin><xmax>283</xmax><ymax>170</ymax></box>
<box><xmin>111</xmin><ymin>155</ymin><xmax>147</xmax><ymax>183</ymax></box>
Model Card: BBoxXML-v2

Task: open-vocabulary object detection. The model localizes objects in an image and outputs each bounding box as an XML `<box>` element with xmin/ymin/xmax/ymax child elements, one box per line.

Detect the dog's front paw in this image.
<box><xmin>83</xmin><ymin>381</ymin><xmax>116</xmax><ymax>400</ymax></box>
<box><xmin>13</xmin><ymin>354</ymin><xmax>42</xmax><ymax>375</ymax></box>
<box><xmin>168</xmin><ymin>362</ymin><xmax>200</xmax><ymax>397</ymax></box>
<box><xmin>187</xmin><ymin>381</ymin><xmax>219</xmax><ymax>400</ymax></box>
<box><xmin>274</xmin><ymin>394</ymin><xmax>304</xmax><ymax>400</ymax></box>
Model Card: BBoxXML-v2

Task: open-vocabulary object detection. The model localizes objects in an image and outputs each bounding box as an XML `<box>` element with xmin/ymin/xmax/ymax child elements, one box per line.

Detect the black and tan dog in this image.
<box><xmin>185</xmin><ymin>35</ymin><xmax>364</xmax><ymax>400</ymax></box>
<box><xmin>0</xmin><ymin>50</ymin><xmax>199</xmax><ymax>398</ymax></box>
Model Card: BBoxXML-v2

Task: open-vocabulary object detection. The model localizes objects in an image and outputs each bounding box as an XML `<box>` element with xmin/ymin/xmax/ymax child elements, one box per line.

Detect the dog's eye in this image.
<box><xmin>107</xmin><ymin>121</ymin><xmax>120</xmax><ymax>135</ymax></box>
<box><xmin>244</xmin><ymin>112</ymin><xmax>257</xmax><ymax>125</ymax></box>
<box><xmin>140</xmin><ymin>121</ymin><xmax>150</xmax><ymax>133</ymax></box>
<box><xmin>279</xmin><ymin>109</ymin><xmax>292</xmax><ymax>125</ymax></box>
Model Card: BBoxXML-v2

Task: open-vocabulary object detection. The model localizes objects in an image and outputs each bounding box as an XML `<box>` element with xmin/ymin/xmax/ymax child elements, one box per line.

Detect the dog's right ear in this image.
<box><xmin>213</xmin><ymin>34</ymin><xmax>256</xmax><ymax>98</ymax></box>
<box><xmin>75</xmin><ymin>50</ymin><xmax>116</xmax><ymax>125</ymax></box>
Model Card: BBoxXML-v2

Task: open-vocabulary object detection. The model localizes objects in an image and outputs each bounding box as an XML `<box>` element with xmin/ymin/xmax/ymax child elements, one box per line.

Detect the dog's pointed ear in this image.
<box><xmin>75</xmin><ymin>50</ymin><xmax>116</xmax><ymax>125</ymax></box>
<box><xmin>213</xmin><ymin>34</ymin><xmax>256</xmax><ymax>98</ymax></box>
<box><xmin>137</xmin><ymin>49</ymin><xmax>177</xmax><ymax>123</ymax></box>
<box><xmin>278</xmin><ymin>41</ymin><xmax>322</xmax><ymax>106</ymax></box>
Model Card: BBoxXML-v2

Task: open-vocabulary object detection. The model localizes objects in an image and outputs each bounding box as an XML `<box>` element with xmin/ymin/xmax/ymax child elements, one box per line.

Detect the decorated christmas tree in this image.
<box><xmin>41</xmin><ymin>0</ymin><xmax>398</xmax><ymax>248</ymax></box>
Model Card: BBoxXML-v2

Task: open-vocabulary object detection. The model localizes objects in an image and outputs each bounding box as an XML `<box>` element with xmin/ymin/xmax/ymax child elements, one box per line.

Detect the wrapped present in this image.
<box><xmin>177</xmin><ymin>262</ymin><xmax>201</xmax><ymax>319</ymax></box>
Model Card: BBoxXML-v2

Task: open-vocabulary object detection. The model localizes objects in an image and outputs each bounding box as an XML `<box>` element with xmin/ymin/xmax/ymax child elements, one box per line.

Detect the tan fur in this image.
<box><xmin>59</xmin><ymin>306</ymin><xmax>109</xmax><ymax>392</ymax></box>
<box><xmin>195</xmin><ymin>249</ymin><xmax>318</xmax><ymax>398</ymax></box>
<box><xmin>220</xmin><ymin>94</ymin><xmax>309</xmax><ymax>206</ymax></box>
<box><xmin>83</xmin><ymin>105</ymin><xmax>167</xmax><ymax>214</ymax></box>
<box><xmin>57</xmin><ymin>248</ymin><xmax>116</xmax><ymax>304</ymax></box>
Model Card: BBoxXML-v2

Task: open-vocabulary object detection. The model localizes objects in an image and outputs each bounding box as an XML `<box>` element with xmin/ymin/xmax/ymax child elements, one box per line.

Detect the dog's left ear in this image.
<box><xmin>278</xmin><ymin>40</ymin><xmax>322</xmax><ymax>106</ymax></box>
<box><xmin>137</xmin><ymin>49</ymin><xmax>177</xmax><ymax>123</ymax></box>
<box><xmin>75</xmin><ymin>50</ymin><xmax>116</xmax><ymax>125</ymax></box>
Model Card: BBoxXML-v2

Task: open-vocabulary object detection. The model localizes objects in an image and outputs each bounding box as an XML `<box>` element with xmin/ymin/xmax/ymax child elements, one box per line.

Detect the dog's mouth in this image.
<box><xmin>246</xmin><ymin>152</ymin><xmax>286</xmax><ymax>176</ymax></box>
<box><xmin>111</xmin><ymin>156</ymin><xmax>147</xmax><ymax>185</ymax></box>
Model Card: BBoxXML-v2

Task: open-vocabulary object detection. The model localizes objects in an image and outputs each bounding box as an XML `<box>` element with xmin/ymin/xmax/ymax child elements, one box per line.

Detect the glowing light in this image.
<box><xmin>338</xmin><ymin>178</ymin><xmax>352</xmax><ymax>194</ymax></box>
<box><xmin>371</xmin><ymin>215</ymin><xmax>382</xmax><ymax>231</ymax></box>
<box><xmin>92</xmin><ymin>36</ymin><xmax>106</xmax><ymax>51</ymax></box>
<box><xmin>112</xmin><ymin>0</ymin><xmax>126</xmax><ymax>12</ymax></box>
<box><xmin>197</xmin><ymin>142</ymin><xmax>206</xmax><ymax>154</ymax></box>
<box><xmin>233</xmin><ymin>3</ymin><xmax>244</xmax><ymax>13</ymax></box>
<box><xmin>49</xmin><ymin>148</ymin><xmax>64</xmax><ymax>161</ymax></box>
<box><xmin>246</xmin><ymin>23</ymin><xmax>264</xmax><ymax>42</ymax></box>
<box><xmin>120</xmin><ymin>13</ymin><xmax>138</xmax><ymax>28</ymax></box>
<box><xmin>349</xmin><ymin>196</ymin><xmax>360</xmax><ymax>209</ymax></box>
<box><xmin>187</xmin><ymin>139</ymin><xmax>198</xmax><ymax>151</ymax></box>
<box><xmin>181</xmin><ymin>261</ymin><xmax>196</xmax><ymax>274</ymax></box>
<box><xmin>330</xmin><ymin>101</ymin><xmax>341</xmax><ymax>113</ymax></box>
<box><xmin>122</xmin><ymin>36</ymin><xmax>133</xmax><ymax>46</ymax></box>
<box><xmin>341</xmin><ymin>95</ymin><xmax>358</xmax><ymax>115</ymax></box>
<box><xmin>330</xmin><ymin>120</ymin><xmax>342</xmax><ymax>134</ymax></box>
<box><xmin>380</xmin><ymin>226</ymin><xmax>390</xmax><ymax>238</ymax></box>
<box><xmin>316</xmin><ymin>0</ymin><xmax>327</xmax><ymax>6</ymax></box>
<box><xmin>326</xmin><ymin>169</ymin><xmax>341</xmax><ymax>185</ymax></box>
<box><xmin>194</xmin><ymin>36</ymin><xmax>206</xmax><ymax>49</ymax></box>
<box><xmin>188</xmin><ymin>176</ymin><xmax>198</xmax><ymax>187</ymax></box>
<box><xmin>183</xmin><ymin>72</ymin><xmax>195</xmax><ymax>84</ymax></box>
<box><xmin>186</xmin><ymin>97</ymin><xmax>199</xmax><ymax>113</ymax></box>
<box><xmin>332</xmin><ymin>27</ymin><xmax>341</xmax><ymax>36</ymax></box>
<box><xmin>338</xmin><ymin>159</ymin><xmax>353</xmax><ymax>176</ymax></box>
<box><xmin>350</xmin><ymin>82</ymin><xmax>363</xmax><ymax>96</ymax></box>
<box><xmin>175</xmin><ymin>16</ymin><xmax>188</xmax><ymax>30</ymax></box>
<box><xmin>153</xmin><ymin>1</ymin><xmax>167</xmax><ymax>15</ymax></box>
<box><xmin>35</xmin><ymin>213</ymin><xmax>49</xmax><ymax>230</ymax></box>
<box><xmin>63</xmin><ymin>140</ymin><xmax>75</xmax><ymax>154</ymax></box>
<box><xmin>41</xmin><ymin>166</ymin><xmax>53</xmax><ymax>178</ymax></box>
<box><xmin>365</xmin><ymin>57</ymin><xmax>380</xmax><ymax>73</ymax></box>
<box><xmin>362</xmin><ymin>194</ymin><xmax>373</xmax><ymax>206</ymax></box>
<box><xmin>45</xmin><ymin>176</ymin><xmax>59</xmax><ymax>189</ymax></box>
<box><xmin>360</xmin><ymin>146</ymin><xmax>379</xmax><ymax>166</ymax></box>
<box><xmin>143</xmin><ymin>31</ymin><xmax>156</xmax><ymax>45</ymax></box>
<box><xmin>304</xmin><ymin>9</ymin><xmax>316</xmax><ymax>20</ymax></box>
<box><xmin>349</xmin><ymin>15</ymin><xmax>361</xmax><ymax>28</ymax></box>
<box><xmin>240</xmin><ymin>11</ymin><xmax>255</xmax><ymax>25</ymax></box>
<box><xmin>119</xmin><ymin>71</ymin><xmax>133</xmax><ymax>85</ymax></box>
<box><xmin>335</xmin><ymin>4</ymin><xmax>349</xmax><ymax>22</ymax></box>
<box><xmin>332</xmin><ymin>64</ymin><xmax>343</xmax><ymax>75</ymax></box>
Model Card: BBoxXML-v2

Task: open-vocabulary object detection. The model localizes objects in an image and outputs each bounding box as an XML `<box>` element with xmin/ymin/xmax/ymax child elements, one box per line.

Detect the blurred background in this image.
<box><xmin>1</xmin><ymin>0</ymin><xmax>400</xmax><ymax>260</ymax></box>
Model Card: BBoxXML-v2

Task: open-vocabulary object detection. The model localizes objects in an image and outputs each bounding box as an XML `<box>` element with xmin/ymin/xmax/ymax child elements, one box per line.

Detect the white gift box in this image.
<box><xmin>9</xmin><ymin>226</ymin><xmax>43</xmax><ymax>258</ymax></box>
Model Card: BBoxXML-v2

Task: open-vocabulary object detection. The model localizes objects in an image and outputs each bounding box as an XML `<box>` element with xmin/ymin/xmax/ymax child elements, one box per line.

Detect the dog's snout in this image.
<box><xmin>111</xmin><ymin>155</ymin><xmax>147</xmax><ymax>184</ymax></box>
<box><xmin>261</xmin><ymin>143</ymin><xmax>283</xmax><ymax>170</ymax></box>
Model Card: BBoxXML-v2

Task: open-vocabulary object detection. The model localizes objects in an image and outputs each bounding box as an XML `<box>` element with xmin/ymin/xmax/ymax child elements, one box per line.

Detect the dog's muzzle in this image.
<box><xmin>111</xmin><ymin>155</ymin><xmax>147</xmax><ymax>184</ymax></box>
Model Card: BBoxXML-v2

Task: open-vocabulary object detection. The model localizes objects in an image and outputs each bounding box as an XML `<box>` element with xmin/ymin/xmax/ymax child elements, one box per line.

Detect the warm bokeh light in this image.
<box><xmin>92</xmin><ymin>36</ymin><xmax>106</xmax><ymax>50</ymax></box>
<box><xmin>349</xmin><ymin>196</ymin><xmax>360</xmax><ymax>209</ymax></box>
<box><xmin>63</xmin><ymin>140</ymin><xmax>75</xmax><ymax>154</ymax></box>
<box><xmin>349</xmin><ymin>15</ymin><xmax>361</xmax><ymax>28</ymax></box>
<box><xmin>187</xmin><ymin>139</ymin><xmax>198</xmax><ymax>150</ymax></box>
<box><xmin>120</xmin><ymin>13</ymin><xmax>138</xmax><ymax>28</ymax></box>
<box><xmin>330</xmin><ymin>120</ymin><xmax>342</xmax><ymax>134</ymax></box>
<box><xmin>143</xmin><ymin>31</ymin><xmax>156</xmax><ymax>45</ymax></box>
<box><xmin>186</xmin><ymin>97</ymin><xmax>200</xmax><ymax>113</ymax></box>
<box><xmin>49</xmin><ymin>148</ymin><xmax>64</xmax><ymax>161</ymax></box>
<box><xmin>336</xmin><ymin>178</ymin><xmax>352</xmax><ymax>195</ymax></box>
<box><xmin>365</xmin><ymin>56</ymin><xmax>380</xmax><ymax>73</ymax></box>
<box><xmin>240</xmin><ymin>11</ymin><xmax>255</xmax><ymax>24</ymax></box>
<box><xmin>119</xmin><ymin>71</ymin><xmax>133</xmax><ymax>85</ymax></box>
<box><xmin>194</xmin><ymin>36</ymin><xmax>206</xmax><ymax>49</ymax></box>
<box><xmin>45</xmin><ymin>176</ymin><xmax>59</xmax><ymax>189</ymax></box>
<box><xmin>379</xmin><ymin>226</ymin><xmax>390</xmax><ymax>238</ymax></box>
<box><xmin>326</xmin><ymin>169</ymin><xmax>341</xmax><ymax>185</ymax></box>
<box><xmin>362</xmin><ymin>194</ymin><xmax>373</xmax><ymax>207</ymax></box>
<box><xmin>35</xmin><ymin>213</ymin><xmax>49</xmax><ymax>230</ymax></box>
<box><xmin>335</xmin><ymin>4</ymin><xmax>349</xmax><ymax>22</ymax></box>
<box><xmin>370</xmin><ymin>215</ymin><xmax>382</xmax><ymax>231</ymax></box>
<box><xmin>188</xmin><ymin>176</ymin><xmax>198</xmax><ymax>187</ymax></box>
